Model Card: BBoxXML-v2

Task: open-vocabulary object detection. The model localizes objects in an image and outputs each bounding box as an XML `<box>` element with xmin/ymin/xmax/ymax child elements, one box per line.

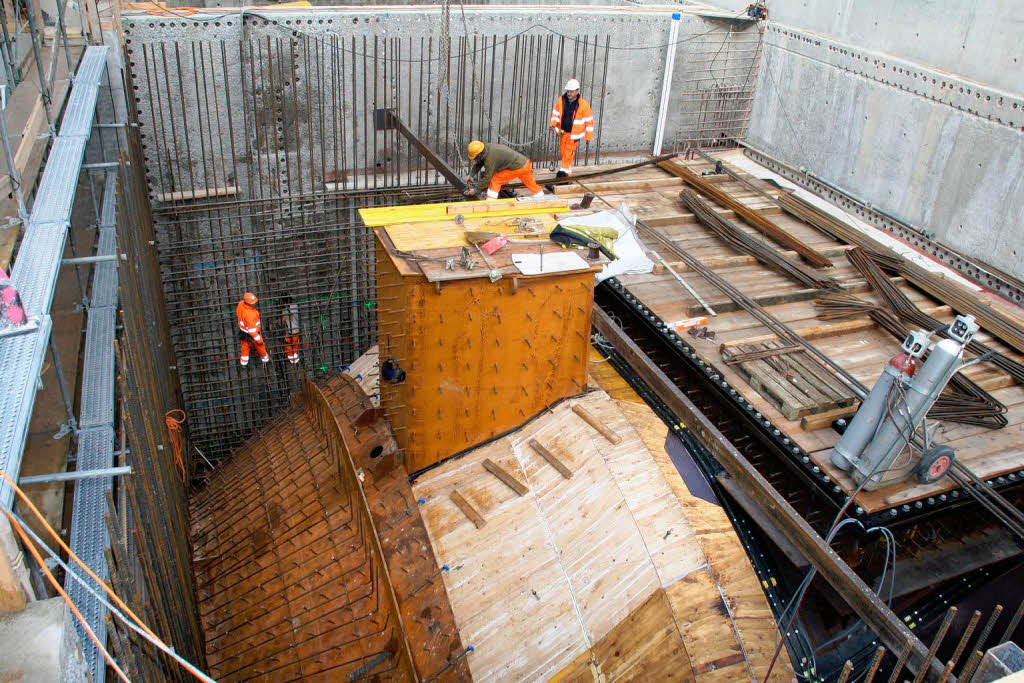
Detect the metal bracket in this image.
<box><xmin>52</xmin><ymin>419</ymin><xmax>77</xmax><ymax>441</ymax></box>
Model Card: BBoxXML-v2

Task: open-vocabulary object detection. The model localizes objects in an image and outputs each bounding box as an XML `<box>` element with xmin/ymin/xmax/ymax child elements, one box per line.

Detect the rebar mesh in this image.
<box><xmin>670</xmin><ymin>27</ymin><xmax>763</xmax><ymax>152</ymax></box>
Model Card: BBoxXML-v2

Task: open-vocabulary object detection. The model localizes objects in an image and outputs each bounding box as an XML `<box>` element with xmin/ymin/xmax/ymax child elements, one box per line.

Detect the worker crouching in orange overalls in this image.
<box><xmin>464</xmin><ymin>140</ymin><xmax>546</xmax><ymax>200</ymax></box>
<box><xmin>236</xmin><ymin>292</ymin><xmax>270</xmax><ymax>366</ymax></box>
<box><xmin>549</xmin><ymin>78</ymin><xmax>594</xmax><ymax>177</ymax></box>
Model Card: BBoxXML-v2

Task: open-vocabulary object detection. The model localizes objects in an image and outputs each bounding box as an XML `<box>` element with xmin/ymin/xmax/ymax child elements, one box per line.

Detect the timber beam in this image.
<box><xmin>592</xmin><ymin>304</ymin><xmax>948</xmax><ymax>682</ymax></box>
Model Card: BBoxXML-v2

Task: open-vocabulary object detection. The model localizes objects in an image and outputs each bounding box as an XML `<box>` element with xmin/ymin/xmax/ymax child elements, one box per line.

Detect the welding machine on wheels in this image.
<box><xmin>830</xmin><ymin>314</ymin><xmax>989</xmax><ymax>491</ymax></box>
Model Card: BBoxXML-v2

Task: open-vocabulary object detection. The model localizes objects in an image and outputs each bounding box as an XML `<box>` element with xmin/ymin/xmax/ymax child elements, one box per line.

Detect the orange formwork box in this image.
<box><xmin>366</xmin><ymin>202</ymin><xmax>599</xmax><ymax>473</ymax></box>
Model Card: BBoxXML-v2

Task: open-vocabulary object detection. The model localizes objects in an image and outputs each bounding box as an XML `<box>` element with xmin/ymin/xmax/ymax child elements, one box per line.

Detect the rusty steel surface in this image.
<box><xmin>189</xmin><ymin>371</ymin><xmax>468</xmax><ymax>681</ymax></box>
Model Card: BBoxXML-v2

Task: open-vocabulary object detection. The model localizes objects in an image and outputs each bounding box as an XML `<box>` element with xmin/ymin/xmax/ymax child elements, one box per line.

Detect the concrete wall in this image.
<box><xmin>123</xmin><ymin>5</ymin><xmax>759</xmax><ymax>199</ymax></box>
<box><xmin>736</xmin><ymin>1</ymin><xmax>1024</xmax><ymax>278</ymax></box>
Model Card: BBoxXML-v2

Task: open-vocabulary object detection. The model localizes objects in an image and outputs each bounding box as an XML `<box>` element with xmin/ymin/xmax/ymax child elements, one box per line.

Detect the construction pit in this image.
<box><xmin>0</xmin><ymin>2</ymin><xmax>1022</xmax><ymax>683</ymax></box>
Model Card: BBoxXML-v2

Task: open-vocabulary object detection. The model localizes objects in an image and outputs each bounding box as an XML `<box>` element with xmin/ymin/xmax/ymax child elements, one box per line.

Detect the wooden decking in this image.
<box><xmin>557</xmin><ymin>151</ymin><xmax>1024</xmax><ymax>514</ymax></box>
<box><xmin>411</xmin><ymin>362</ymin><xmax>787</xmax><ymax>681</ymax></box>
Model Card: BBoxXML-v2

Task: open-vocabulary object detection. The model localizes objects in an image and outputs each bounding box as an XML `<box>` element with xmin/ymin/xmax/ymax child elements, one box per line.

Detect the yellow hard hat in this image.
<box><xmin>467</xmin><ymin>140</ymin><xmax>485</xmax><ymax>159</ymax></box>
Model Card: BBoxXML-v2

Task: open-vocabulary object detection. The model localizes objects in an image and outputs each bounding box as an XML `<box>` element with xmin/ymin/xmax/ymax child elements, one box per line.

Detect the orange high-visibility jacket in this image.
<box><xmin>236</xmin><ymin>300</ymin><xmax>263</xmax><ymax>342</ymax></box>
<box><xmin>550</xmin><ymin>95</ymin><xmax>594</xmax><ymax>142</ymax></box>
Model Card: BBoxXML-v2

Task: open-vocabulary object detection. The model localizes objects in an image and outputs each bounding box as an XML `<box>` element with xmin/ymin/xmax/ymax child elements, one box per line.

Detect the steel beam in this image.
<box><xmin>592</xmin><ymin>304</ymin><xmax>948</xmax><ymax>682</ymax></box>
<box><xmin>375</xmin><ymin>108</ymin><xmax>467</xmax><ymax>190</ymax></box>
<box><xmin>19</xmin><ymin>466</ymin><xmax>131</xmax><ymax>485</ymax></box>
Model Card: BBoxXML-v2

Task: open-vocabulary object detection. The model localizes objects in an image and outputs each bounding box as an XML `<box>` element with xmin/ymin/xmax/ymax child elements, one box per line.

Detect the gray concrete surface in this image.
<box><xmin>122</xmin><ymin>5</ymin><xmax>759</xmax><ymax>199</ymax></box>
<box><xmin>0</xmin><ymin>597</ymin><xmax>89</xmax><ymax>682</ymax></box>
<box><xmin>711</xmin><ymin>0</ymin><xmax>1023</xmax><ymax>93</ymax></box>
<box><xmin>738</xmin><ymin>3</ymin><xmax>1024</xmax><ymax>279</ymax></box>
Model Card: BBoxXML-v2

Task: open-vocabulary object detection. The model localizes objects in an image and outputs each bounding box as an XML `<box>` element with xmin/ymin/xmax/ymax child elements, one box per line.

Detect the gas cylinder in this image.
<box><xmin>831</xmin><ymin>331</ymin><xmax>927</xmax><ymax>472</ymax></box>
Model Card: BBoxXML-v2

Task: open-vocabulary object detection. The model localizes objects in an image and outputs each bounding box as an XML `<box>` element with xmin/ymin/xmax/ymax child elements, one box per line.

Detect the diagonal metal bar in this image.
<box><xmin>592</xmin><ymin>304</ymin><xmax>948</xmax><ymax>682</ymax></box>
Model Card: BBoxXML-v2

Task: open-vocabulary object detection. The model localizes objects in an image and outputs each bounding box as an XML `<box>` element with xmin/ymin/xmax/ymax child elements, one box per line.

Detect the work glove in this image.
<box><xmin>463</xmin><ymin>187</ymin><xmax>478</xmax><ymax>197</ymax></box>
<box><xmin>252</xmin><ymin>334</ymin><xmax>262</xmax><ymax>343</ymax></box>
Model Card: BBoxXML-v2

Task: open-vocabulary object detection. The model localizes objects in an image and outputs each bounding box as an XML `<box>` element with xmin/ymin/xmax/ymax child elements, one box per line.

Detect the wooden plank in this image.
<box><xmin>721</xmin><ymin>344</ymin><xmax>803</xmax><ymax>365</ymax></box>
<box><xmin>652</xmin><ymin>245</ymin><xmax>852</xmax><ymax>276</ymax></box>
<box><xmin>761</xmin><ymin>352</ymin><xmax>838</xmax><ymax>410</ymax></box>
<box><xmin>775</xmin><ymin>341</ymin><xmax>856</xmax><ymax>405</ymax></box>
<box><xmin>732</xmin><ymin>345</ymin><xmax>815</xmax><ymax>420</ymax></box>
<box><xmin>657</xmin><ymin>159</ymin><xmax>833</xmax><ymax>267</ymax></box>
<box><xmin>450</xmin><ymin>489</ymin><xmax>487</xmax><ymax>528</ymax></box>
<box><xmin>572</xmin><ymin>404</ymin><xmax>623</xmax><ymax>444</ymax></box>
<box><xmin>528</xmin><ymin>438</ymin><xmax>573</xmax><ymax>479</ymax></box>
<box><xmin>155</xmin><ymin>185</ymin><xmax>239</xmax><ymax>202</ymax></box>
<box><xmin>481</xmin><ymin>457</ymin><xmax>528</xmax><ymax>495</ymax></box>
<box><xmin>800</xmin><ymin>404</ymin><xmax>858</xmax><ymax>431</ymax></box>
<box><xmin>716</xmin><ymin>304</ymin><xmax>956</xmax><ymax>349</ymax></box>
<box><xmin>447</xmin><ymin>198</ymin><xmax>567</xmax><ymax>215</ymax></box>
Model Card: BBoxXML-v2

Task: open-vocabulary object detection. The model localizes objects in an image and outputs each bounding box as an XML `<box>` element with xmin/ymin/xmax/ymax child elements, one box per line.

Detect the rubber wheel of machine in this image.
<box><xmin>917</xmin><ymin>445</ymin><xmax>955</xmax><ymax>484</ymax></box>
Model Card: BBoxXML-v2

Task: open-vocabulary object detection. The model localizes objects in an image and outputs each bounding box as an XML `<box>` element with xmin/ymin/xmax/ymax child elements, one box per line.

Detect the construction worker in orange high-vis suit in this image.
<box><xmin>283</xmin><ymin>303</ymin><xmax>300</xmax><ymax>364</ymax></box>
<box><xmin>549</xmin><ymin>78</ymin><xmax>594</xmax><ymax>177</ymax></box>
<box><xmin>236</xmin><ymin>292</ymin><xmax>270</xmax><ymax>366</ymax></box>
<box><xmin>464</xmin><ymin>140</ymin><xmax>546</xmax><ymax>200</ymax></box>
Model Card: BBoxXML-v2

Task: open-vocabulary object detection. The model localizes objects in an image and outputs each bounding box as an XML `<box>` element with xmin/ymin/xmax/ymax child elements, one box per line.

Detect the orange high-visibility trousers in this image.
<box><xmin>558</xmin><ymin>133</ymin><xmax>579</xmax><ymax>174</ymax></box>
<box><xmin>284</xmin><ymin>334</ymin><xmax>300</xmax><ymax>364</ymax></box>
<box><xmin>239</xmin><ymin>334</ymin><xmax>269</xmax><ymax>366</ymax></box>
<box><xmin>487</xmin><ymin>161</ymin><xmax>543</xmax><ymax>198</ymax></box>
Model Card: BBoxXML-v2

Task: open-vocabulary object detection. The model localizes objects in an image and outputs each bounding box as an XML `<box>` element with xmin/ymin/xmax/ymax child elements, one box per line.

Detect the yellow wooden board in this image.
<box><xmin>360</xmin><ymin>197</ymin><xmax>566</xmax><ymax>226</ymax></box>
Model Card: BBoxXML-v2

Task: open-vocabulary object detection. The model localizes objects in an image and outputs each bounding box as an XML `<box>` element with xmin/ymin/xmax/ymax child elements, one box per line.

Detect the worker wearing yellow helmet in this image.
<box><xmin>464</xmin><ymin>140</ymin><xmax>546</xmax><ymax>200</ymax></box>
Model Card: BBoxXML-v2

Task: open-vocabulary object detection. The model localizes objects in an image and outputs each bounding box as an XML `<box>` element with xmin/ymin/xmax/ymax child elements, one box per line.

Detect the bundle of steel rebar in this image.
<box><xmin>778</xmin><ymin>192</ymin><xmax>1024</xmax><ymax>356</ymax></box>
<box><xmin>660</xmin><ymin>158</ymin><xmax>835</xmax><ymax>268</ymax></box>
<box><xmin>814</xmin><ymin>292</ymin><xmax>1008</xmax><ymax>428</ymax></box>
<box><xmin>846</xmin><ymin>247</ymin><xmax>1024</xmax><ymax>384</ymax></box>
<box><xmin>679</xmin><ymin>188</ymin><xmax>841</xmax><ymax>290</ymax></box>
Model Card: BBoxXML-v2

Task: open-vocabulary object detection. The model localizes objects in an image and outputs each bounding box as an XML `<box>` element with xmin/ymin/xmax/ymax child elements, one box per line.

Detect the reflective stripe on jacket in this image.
<box><xmin>236</xmin><ymin>300</ymin><xmax>262</xmax><ymax>339</ymax></box>
<box><xmin>550</xmin><ymin>95</ymin><xmax>594</xmax><ymax>142</ymax></box>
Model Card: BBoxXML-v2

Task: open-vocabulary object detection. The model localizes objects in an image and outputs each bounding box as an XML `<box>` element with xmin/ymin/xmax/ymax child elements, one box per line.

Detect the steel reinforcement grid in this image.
<box><xmin>120</xmin><ymin>10</ymin><xmax>762</xmax><ymax>463</ymax></box>
<box><xmin>122</xmin><ymin>19</ymin><xmax>617</xmax><ymax>464</ymax></box>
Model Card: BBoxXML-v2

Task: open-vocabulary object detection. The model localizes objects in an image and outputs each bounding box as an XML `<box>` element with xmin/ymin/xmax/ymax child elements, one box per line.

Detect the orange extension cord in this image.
<box><xmin>0</xmin><ymin>470</ymin><xmax>213</xmax><ymax>681</ymax></box>
<box><xmin>3</xmin><ymin>508</ymin><xmax>130</xmax><ymax>682</ymax></box>
<box><xmin>165</xmin><ymin>410</ymin><xmax>187</xmax><ymax>483</ymax></box>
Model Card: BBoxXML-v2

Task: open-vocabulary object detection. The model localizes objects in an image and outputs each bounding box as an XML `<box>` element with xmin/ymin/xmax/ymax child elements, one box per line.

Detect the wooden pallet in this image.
<box><xmin>721</xmin><ymin>340</ymin><xmax>856</xmax><ymax>420</ymax></box>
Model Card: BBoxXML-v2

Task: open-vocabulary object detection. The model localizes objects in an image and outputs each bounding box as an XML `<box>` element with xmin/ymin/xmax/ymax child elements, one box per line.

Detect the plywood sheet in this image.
<box><xmin>412</xmin><ymin>389</ymin><xmax>715</xmax><ymax>681</ymax></box>
<box><xmin>615</xmin><ymin>400</ymin><xmax>791</xmax><ymax>682</ymax></box>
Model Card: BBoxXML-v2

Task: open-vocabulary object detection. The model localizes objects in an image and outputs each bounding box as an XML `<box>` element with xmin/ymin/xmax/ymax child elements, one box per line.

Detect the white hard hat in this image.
<box><xmin>564</xmin><ymin>79</ymin><xmax>580</xmax><ymax>92</ymax></box>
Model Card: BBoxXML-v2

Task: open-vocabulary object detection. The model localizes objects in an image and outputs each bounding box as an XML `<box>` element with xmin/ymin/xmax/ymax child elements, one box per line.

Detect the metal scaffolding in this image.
<box><xmin>0</xmin><ymin>45</ymin><xmax>108</xmax><ymax>510</ymax></box>
<box><xmin>65</xmin><ymin>170</ymin><xmax>119</xmax><ymax>682</ymax></box>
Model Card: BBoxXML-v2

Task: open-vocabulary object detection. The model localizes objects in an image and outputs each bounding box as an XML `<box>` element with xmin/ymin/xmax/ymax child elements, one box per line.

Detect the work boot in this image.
<box><xmin>555</xmin><ymin>170</ymin><xmax>568</xmax><ymax>179</ymax></box>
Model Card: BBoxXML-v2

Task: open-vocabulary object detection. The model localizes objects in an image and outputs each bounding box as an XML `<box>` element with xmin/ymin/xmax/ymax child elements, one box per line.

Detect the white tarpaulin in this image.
<box><xmin>554</xmin><ymin>203</ymin><xmax>654</xmax><ymax>283</ymax></box>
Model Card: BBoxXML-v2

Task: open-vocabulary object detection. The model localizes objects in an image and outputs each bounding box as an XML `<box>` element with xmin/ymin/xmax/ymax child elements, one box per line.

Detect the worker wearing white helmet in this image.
<box><xmin>549</xmin><ymin>78</ymin><xmax>595</xmax><ymax>177</ymax></box>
